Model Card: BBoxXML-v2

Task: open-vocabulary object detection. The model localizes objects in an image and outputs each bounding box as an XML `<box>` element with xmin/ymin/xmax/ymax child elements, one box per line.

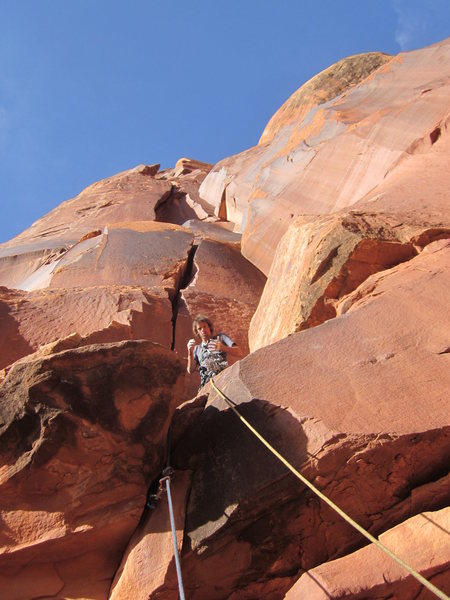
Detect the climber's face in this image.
<box><xmin>197</xmin><ymin>321</ymin><xmax>212</xmax><ymax>342</ymax></box>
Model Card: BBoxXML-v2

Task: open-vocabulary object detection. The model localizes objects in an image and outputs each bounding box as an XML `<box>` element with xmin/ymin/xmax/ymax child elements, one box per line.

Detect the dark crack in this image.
<box><xmin>170</xmin><ymin>243</ymin><xmax>198</xmax><ymax>351</ymax></box>
<box><xmin>430</xmin><ymin>126</ymin><xmax>441</xmax><ymax>145</ymax></box>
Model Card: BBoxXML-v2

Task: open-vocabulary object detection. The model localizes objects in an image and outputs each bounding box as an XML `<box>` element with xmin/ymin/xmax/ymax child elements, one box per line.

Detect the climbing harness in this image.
<box><xmin>210</xmin><ymin>377</ymin><xmax>449</xmax><ymax>600</ymax></box>
<box><xmin>159</xmin><ymin>467</ymin><xmax>186</xmax><ymax>600</ymax></box>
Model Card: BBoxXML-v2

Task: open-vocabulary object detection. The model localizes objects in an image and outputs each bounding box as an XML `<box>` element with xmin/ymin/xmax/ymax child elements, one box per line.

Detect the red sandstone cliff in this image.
<box><xmin>0</xmin><ymin>40</ymin><xmax>449</xmax><ymax>600</ymax></box>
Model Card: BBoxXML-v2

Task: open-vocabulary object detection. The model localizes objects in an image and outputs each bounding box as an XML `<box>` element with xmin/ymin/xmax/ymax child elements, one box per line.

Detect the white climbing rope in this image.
<box><xmin>160</xmin><ymin>468</ymin><xmax>186</xmax><ymax>600</ymax></box>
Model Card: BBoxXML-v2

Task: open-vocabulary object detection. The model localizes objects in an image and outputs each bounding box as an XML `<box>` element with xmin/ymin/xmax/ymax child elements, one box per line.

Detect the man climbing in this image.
<box><xmin>187</xmin><ymin>314</ymin><xmax>242</xmax><ymax>388</ymax></box>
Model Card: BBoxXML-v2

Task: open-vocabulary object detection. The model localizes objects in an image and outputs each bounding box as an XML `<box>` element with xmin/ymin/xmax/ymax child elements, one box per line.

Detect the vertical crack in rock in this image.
<box><xmin>170</xmin><ymin>243</ymin><xmax>198</xmax><ymax>351</ymax></box>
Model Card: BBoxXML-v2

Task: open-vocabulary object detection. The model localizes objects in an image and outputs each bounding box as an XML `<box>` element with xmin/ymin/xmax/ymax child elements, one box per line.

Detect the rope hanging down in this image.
<box><xmin>210</xmin><ymin>378</ymin><xmax>449</xmax><ymax>600</ymax></box>
<box><xmin>159</xmin><ymin>467</ymin><xmax>186</xmax><ymax>600</ymax></box>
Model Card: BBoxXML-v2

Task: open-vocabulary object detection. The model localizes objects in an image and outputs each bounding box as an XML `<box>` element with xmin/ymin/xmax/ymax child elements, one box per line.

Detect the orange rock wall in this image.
<box><xmin>1</xmin><ymin>39</ymin><xmax>449</xmax><ymax>600</ymax></box>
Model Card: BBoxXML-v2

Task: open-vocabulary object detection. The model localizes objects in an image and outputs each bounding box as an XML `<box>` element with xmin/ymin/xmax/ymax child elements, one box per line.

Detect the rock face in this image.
<box><xmin>199</xmin><ymin>39</ymin><xmax>450</xmax><ymax>276</ymax></box>
<box><xmin>0</xmin><ymin>340</ymin><xmax>185</xmax><ymax>600</ymax></box>
<box><xmin>259</xmin><ymin>52</ymin><xmax>392</xmax><ymax>145</ymax></box>
<box><xmin>285</xmin><ymin>507</ymin><xmax>450</xmax><ymax>599</ymax></box>
<box><xmin>249</xmin><ymin>106</ymin><xmax>450</xmax><ymax>349</ymax></box>
<box><xmin>130</xmin><ymin>238</ymin><xmax>449</xmax><ymax>599</ymax></box>
<box><xmin>179</xmin><ymin>238</ymin><xmax>266</xmax><ymax>356</ymax></box>
<box><xmin>1</xmin><ymin>38</ymin><xmax>450</xmax><ymax>600</ymax></box>
<box><xmin>0</xmin><ymin>152</ymin><xmax>266</xmax><ymax>599</ymax></box>
<box><xmin>0</xmin><ymin>161</ymin><xmax>213</xmax><ymax>291</ymax></box>
<box><xmin>0</xmin><ymin>285</ymin><xmax>173</xmax><ymax>371</ymax></box>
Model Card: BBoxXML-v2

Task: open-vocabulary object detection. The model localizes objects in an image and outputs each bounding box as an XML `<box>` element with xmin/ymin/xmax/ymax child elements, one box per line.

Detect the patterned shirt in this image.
<box><xmin>193</xmin><ymin>333</ymin><xmax>234</xmax><ymax>387</ymax></box>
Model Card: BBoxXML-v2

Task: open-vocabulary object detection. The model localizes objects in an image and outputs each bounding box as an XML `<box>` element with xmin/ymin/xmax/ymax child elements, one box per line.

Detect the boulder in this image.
<box><xmin>0</xmin><ymin>340</ymin><xmax>185</xmax><ymax>600</ymax></box>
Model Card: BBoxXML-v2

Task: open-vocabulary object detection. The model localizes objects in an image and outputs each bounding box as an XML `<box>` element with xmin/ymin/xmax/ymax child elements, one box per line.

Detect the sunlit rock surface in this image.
<box><xmin>135</xmin><ymin>237</ymin><xmax>449</xmax><ymax>599</ymax></box>
<box><xmin>0</xmin><ymin>285</ymin><xmax>173</xmax><ymax>371</ymax></box>
<box><xmin>199</xmin><ymin>39</ymin><xmax>450</xmax><ymax>275</ymax></box>
<box><xmin>0</xmin><ymin>162</ymin><xmax>212</xmax><ymax>290</ymax></box>
<box><xmin>249</xmin><ymin>113</ymin><xmax>450</xmax><ymax>349</ymax></box>
<box><xmin>0</xmin><ymin>39</ymin><xmax>449</xmax><ymax>600</ymax></box>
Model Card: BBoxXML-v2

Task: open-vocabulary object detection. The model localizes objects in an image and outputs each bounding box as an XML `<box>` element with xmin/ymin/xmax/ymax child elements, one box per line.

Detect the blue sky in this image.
<box><xmin>1</xmin><ymin>0</ymin><xmax>449</xmax><ymax>243</ymax></box>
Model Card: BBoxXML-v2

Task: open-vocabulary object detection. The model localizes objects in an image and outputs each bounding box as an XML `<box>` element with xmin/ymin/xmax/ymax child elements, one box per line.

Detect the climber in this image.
<box><xmin>187</xmin><ymin>314</ymin><xmax>242</xmax><ymax>388</ymax></box>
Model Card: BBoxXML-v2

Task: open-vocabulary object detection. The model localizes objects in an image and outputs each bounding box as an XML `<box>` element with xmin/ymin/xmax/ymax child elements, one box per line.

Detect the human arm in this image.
<box><xmin>187</xmin><ymin>338</ymin><xmax>197</xmax><ymax>374</ymax></box>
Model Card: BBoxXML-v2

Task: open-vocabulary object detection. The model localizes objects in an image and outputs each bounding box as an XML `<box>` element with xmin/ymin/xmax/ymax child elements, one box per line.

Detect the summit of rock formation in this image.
<box><xmin>259</xmin><ymin>51</ymin><xmax>392</xmax><ymax>146</ymax></box>
<box><xmin>0</xmin><ymin>39</ymin><xmax>449</xmax><ymax>600</ymax></box>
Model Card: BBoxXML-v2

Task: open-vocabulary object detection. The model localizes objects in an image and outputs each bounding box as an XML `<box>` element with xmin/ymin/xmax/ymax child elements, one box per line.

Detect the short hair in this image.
<box><xmin>193</xmin><ymin>314</ymin><xmax>214</xmax><ymax>337</ymax></box>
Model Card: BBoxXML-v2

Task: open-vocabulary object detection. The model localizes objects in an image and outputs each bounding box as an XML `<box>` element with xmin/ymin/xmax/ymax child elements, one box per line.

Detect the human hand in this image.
<box><xmin>187</xmin><ymin>338</ymin><xmax>196</xmax><ymax>354</ymax></box>
<box><xmin>207</xmin><ymin>338</ymin><xmax>222</xmax><ymax>352</ymax></box>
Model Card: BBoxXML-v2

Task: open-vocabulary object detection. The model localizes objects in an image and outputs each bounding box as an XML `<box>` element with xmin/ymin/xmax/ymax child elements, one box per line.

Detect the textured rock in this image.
<box><xmin>1</xmin><ymin>166</ymin><xmax>172</xmax><ymax>249</ymax></box>
<box><xmin>249</xmin><ymin>107</ymin><xmax>450</xmax><ymax>350</ymax></box>
<box><xmin>199</xmin><ymin>39</ymin><xmax>450</xmax><ymax>275</ymax></box>
<box><xmin>181</xmin><ymin>219</ymin><xmax>241</xmax><ymax>244</ymax></box>
<box><xmin>0</xmin><ymin>285</ymin><xmax>173</xmax><ymax>371</ymax></box>
<box><xmin>48</xmin><ymin>222</ymin><xmax>193</xmax><ymax>296</ymax></box>
<box><xmin>0</xmin><ymin>38</ymin><xmax>449</xmax><ymax>600</ymax></box>
<box><xmin>173</xmin><ymin>157</ymin><xmax>213</xmax><ymax>177</ymax></box>
<box><xmin>155</xmin><ymin>158</ymin><xmax>216</xmax><ymax>225</ymax></box>
<box><xmin>259</xmin><ymin>52</ymin><xmax>392</xmax><ymax>146</ymax></box>
<box><xmin>286</xmin><ymin>507</ymin><xmax>450</xmax><ymax>599</ymax></box>
<box><xmin>1</xmin><ymin>221</ymin><xmax>193</xmax><ymax>294</ymax></box>
<box><xmin>0</xmin><ymin>162</ymin><xmax>215</xmax><ymax>290</ymax></box>
<box><xmin>173</xmin><ymin>237</ymin><xmax>266</xmax><ymax>396</ymax></box>
<box><xmin>0</xmin><ymin>340</ymin><xmax>185</xmax><ymax>600</ymax></box>
<box><xmin>249</xmin><ymin>210</ymin><xmax>449</xmax><ymax>351</ymax></box>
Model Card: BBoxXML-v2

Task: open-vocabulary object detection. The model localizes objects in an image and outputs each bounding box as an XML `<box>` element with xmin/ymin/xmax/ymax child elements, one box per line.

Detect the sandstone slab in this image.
<box><xmin>0</xmin><ymin>285</ymin><xmax>173</xmax><ymax>371</ymax></box>
<box><xmin>249</xmin><ymin>209</ymin><xmax>449</xmax><ymax>351</ymax></box>
<box><xmin>6</xmin><ymin>222</ymin><xmax>193</xmax><ymax>296</ymax></box>
<box><xmin>1</xmin><ymin>166</ymin><xmax>172</xmax><ymax>251</ymax></box>
<box><xmin>0</xmin><ymin>162</ymin><xmax>213</xmax><ymax>291</ymax></box>
<box><xmin>286</xmin><ymin>507</ymin><xmax>450</xmax><ymax>599</ymax></box>
<box><xmin>249</xmin><ymin>112</ymin><xmax>450</xmax><ymax>350</ymax></box>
